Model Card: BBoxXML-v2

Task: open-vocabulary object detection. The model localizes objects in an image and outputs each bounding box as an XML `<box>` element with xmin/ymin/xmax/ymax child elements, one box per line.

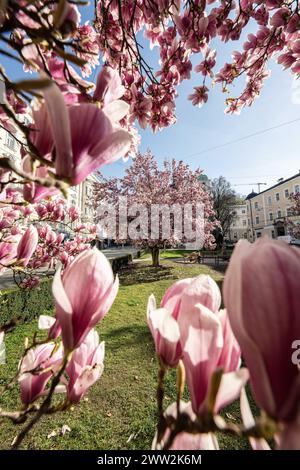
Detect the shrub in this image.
<box><xmin>0</xmin><ymin>254</ymin><xmax>134</xmax><ymax>326</ymax></box>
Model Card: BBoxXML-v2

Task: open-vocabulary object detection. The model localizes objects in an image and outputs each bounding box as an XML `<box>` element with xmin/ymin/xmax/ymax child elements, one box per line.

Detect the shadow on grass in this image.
<box><xmin>119</xmin><ymin>264</ymin><xmax>175</xmax><ymax>286</ymax></box>
<box><xmin>103</xmin><ymin>324</ymin><xmax>153</xmax><ymax>353</ymax></box>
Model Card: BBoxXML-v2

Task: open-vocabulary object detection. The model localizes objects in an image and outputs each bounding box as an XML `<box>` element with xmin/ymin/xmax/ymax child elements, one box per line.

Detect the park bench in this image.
<box><xmin>198</xmin><ymin>252</ymin><xmax>221</xmax><ymax>266</ymax></box>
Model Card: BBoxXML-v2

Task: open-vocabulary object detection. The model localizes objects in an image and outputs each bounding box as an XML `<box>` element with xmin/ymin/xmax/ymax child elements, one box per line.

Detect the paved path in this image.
<box><xmin>0</xmin><ymin>247</ymin><xmax>139</xmax><ymax>290</ymax></box>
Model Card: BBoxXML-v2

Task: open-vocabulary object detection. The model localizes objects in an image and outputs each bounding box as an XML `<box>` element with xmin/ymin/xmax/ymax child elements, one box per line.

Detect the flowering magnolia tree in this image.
<box><xmin>287</xmin><ymin>192</ymin><xmax>300</xmax><ymax>239</ymax></box>
<box><xmin>93</xmin><ymin>152</ymin><xmax>218</xmax><ymax>266</ymax></box>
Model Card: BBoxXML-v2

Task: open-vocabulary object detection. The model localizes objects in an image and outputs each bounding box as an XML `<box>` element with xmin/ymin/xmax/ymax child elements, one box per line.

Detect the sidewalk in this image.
<box><xmin>0</xmin><ymin>247</ymin><xmax>139</xmax><ymax>290</ymax></box>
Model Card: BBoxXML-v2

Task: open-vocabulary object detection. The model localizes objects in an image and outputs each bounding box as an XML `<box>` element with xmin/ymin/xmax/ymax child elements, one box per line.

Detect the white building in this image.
<box><xmin>227</xmin><ymin>203</ymin><xmax>248</xmax><ymax>241</ymax></box>
<box><xmin>0</xmin><ymin>121</ymin><xmax>24</xmax><ymax>166</ymax></box>
<box><xmin>67</xmin><ymin>174</ymin><xmax>97</xmax><ymax>224</ymax></box>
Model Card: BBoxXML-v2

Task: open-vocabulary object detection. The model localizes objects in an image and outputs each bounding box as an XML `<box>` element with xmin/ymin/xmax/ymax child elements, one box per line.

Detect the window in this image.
<box><xmin>242</xmin><ymin>209</ymin><xmax>246</xmax><ymax>214</ymax></box>
<box><xmin>285</xmin><ymin>189</ymin><xmax>289</xmax><ymax>198</ymax></box>
<box><xmin>287</xmin><ymin>209</ymin><xmax>293</xmax><ymax>217</ymax></box>
<box><xmin>277</xmin><ymin>210</ymin><xmax>282</xmax><ymax>218</ymax></box>
<box><xmin>248</xmin><ymin>218</ymin><xmax>250</xmax><ymax>225</ymax></box>
<box><xmin>254</xmin><ymin>202</ymin><xmax>258</xmax><ymax>209</ymax></box>
<box><xmin>5</xmin><ymin>133</ymin><xmax>16</xmax><ymax>151</ymax></box>
<box><xmin>295</xmin><ymin>185</ymin><xmax>300</xmax><ymax>194</ymax></box>
<box><xmin>275</xmin><ymin>193</ymin><xmax>280</xmax><ymax>201</ymax></box>
<box><xmin>242</xmin><ymin>220</ymin><xmax>247</xmax><ymax>226</ymax></box>
<box><xmin>272</xmin><ymin>231</ymin><xmax>275</xmax><ymax>239</ymax></box>
<box><xmin>255</xmin><ymin>216</ymin><xmax>259</xmax><ymax>225</ymax></box>
<box><xmin>244</xmin><ymin>232</ymin><xmax>247</xmax><ymax>239</ymax></box>
<box><xmin>269</xmin><ymin>212</ymin><xmax>273</xmax><ymax>221</ymax></box>
<box><xmin>256</xmin><ymin>232</ymin><xmax>262</xmax><ymax>238</ymax></box>
<box><xmin>267</xmin><ymin>196</ymin><xmax>272</xmax><ymax>205</ymax></box>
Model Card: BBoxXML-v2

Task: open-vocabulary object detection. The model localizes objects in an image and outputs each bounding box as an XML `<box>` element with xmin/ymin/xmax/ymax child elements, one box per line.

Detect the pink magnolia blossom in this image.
<box><xmin>188</xmin><ymin>86</ymin><xmax>209</xmax><ymax>107</ymax></box>
<box><xmin>270</xmin><ymin>8</ymin><xmax>290</xmax><ymax>27</ymax></box>
<box><xmin>161</xmin><ymin>275</ymin><xmax>221</xmax><ymax>317</ymax></box>
<box><xmin>161</xmin><ymin>275</ymin><xmax>244</xmax><ymax>415</ymax></box>
<box><xmin>66</xmin><ymin>329</ymin><xmax>105</xmax><ymax>403</ymax></box>
<box><xmin>52</xmin><ymin>249</ymin><xmax>119</xmax><ymax>351</ymax></box>
<box><xmin>29</xmin><ymin>81</ymin><xmax>132</xmax><ymax>186</ymax></box>
<box><xmin>93</xmin><ymin>66</ymin><xmax>124</xmax><ymax>106</ymax></box>
<box><xmin>68</xmin><ymin>206</ymin><xmax>79</xmax><ymax>221</ymax></box>
<box><xmin>148</xmin><ymin>274</ymin><xmax>245</xmax><ymax>418</ymax></box>
<box><xmin>0</xmin><ymin>237</ymin><xmax>20</xmax><ymax>269</ymax></box>
<box><xmin>152</xmin><ymin>401</ymin><xmax>219</xmax><ymax>450</ymax></box>
<box><xmin>19</xmin><ymin>343</ymin><xmax>63</xmax><ymax>405</ymax></box>
<box><xmin>16</xmin><ymin>225</ymin><xmax>38</xmax><ymax>267</ymax></box>
<box><xmin>93</xmin><ymin>66</ymin><xmax>130</xmax><ymax>124</ymax></box>
<box><xmin>56</xmin><ymin>2</ymin><xmax>81</xmax><ymax>35</ymax></box>
<box><xmin>147</xmin><ymin>294</ymin><xmax>182</xmax><ymax>367</ymax></box>
<box><xmin>223</xmin><ymin>239</ymin><xmax>300</xmax><ymax>438</ymax></box>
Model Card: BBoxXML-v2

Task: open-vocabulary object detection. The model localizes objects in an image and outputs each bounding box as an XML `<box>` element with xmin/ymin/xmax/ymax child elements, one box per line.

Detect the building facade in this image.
<box><xmin>245</xmin><ymin>173</ymin><xmax>300</xmax><ymax>241</ymax></box>
<box><xmin>227</xmin><ymin>203</ymin><xmax>248</xmax><ymax>241</ymax></box>
<box><xmin>0</xmin><ymin>120</ymin><xmax>25</xmax><ymax>166</ymax></box>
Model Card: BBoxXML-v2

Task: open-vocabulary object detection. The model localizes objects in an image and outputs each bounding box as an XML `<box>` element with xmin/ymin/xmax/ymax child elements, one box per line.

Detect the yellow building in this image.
<box><xmin>245</xmin><ymin>172</ymin><xmax>300</xmax><ymax>241</ymax></box>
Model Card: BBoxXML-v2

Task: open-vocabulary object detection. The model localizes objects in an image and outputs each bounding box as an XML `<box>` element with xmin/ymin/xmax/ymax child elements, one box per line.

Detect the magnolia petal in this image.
<box><xmin>70</xmin><ymin>364</ymin><xmax>104</xmax><ymax>403</ymax></box>
<box><xmin>178</xmin><ymin>303</ymin><xmax>223</xmax><ymax>413</ymax></box>
<box><xmin>93</xmin><ymin>67</ymin><xmax>125</xmax><ymax>104</ymax></box>
<box><xmin>214</xmin><ymin>368</ymin><xmax>249</xmax><ymax>412</ymax></box>
<box><xmin>240</xmin><ymin>388</ymin><xmax>271</xmax><ymax>450</ymax></box>
<box><xmin>91</xmin><ymin>274</ymin><xmax>119</xmax><ymax>326</ymax></box>
<box><xmin>147</xmin><ymin>293</ymin><xmax>157</xmax><ymax>317</ymax></box>
<box><xmin>73</xmin><ymin>129</ymin><xmax>132</xmax><ymax>185</ymax></box>
<box><xmin>277</xmin><ymin>418</ymin><xmax>300</xmax><ymax>450</ymax></box>
<box><xmin>38</xmin><ymin>315</ymin><xmax>56</xmax><ymax>330</ymax></box>
<box><xmin>43</xmin><ymin>79</ymin><xmax>73</xmax><ymax>178</ymax></box>
<box><xmin>149</xmin><ymin>308</ymin><xmax>180</xmax><ymax>343</ymax></box>
<box><xmin>52</xmin><ymin>267</ymin><xmax>73</xmax><ymax>351</ymax></box>
<box><xmin>103</xmin><ymin>100</ymin><xmax>130</xmax><ymax>123</ymax></box>
<box><xmin>223</xmin><ymin>240</ymin><xmax>276</xmax><ymax>415</ymax></box>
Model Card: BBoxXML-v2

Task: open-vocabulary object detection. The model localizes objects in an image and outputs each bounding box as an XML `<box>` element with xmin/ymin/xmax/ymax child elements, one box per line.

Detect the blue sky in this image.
<box><xmin>2</xmin><ymin>5</ymin><xmax>300</xmax><ymax>197</ymax></box>
<box><xmin>100</xmin><ymin>29</ymin><xmax>300</xmax><ymax>197</ymax></box>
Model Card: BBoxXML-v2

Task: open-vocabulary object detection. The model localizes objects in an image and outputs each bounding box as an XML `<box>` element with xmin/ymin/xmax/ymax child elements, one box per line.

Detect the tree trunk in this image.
<box><xmin>150</xmin><ymin>247</ymin><xmax>160</xmax><ymax>267</ymax></box>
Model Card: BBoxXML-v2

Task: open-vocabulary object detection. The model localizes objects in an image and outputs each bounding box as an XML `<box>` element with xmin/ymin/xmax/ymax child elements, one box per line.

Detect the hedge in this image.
<box><xmin>0</xmin><ymin>278</ymin><xmax>53</xmax><ymax>326</ymax></box>
<box><xmin>0</xmin><ymin>252</ymin><xmax>134</xmax><ymax>326</ymax></box>
<box><xmin>110</xmin><ymin>253</ymin><xmax>133</xmax><ymax>272</ymax></box>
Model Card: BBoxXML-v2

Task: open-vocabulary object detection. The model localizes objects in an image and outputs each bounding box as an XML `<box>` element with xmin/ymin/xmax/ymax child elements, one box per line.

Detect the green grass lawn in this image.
<box><xmin>0</xmin><ymin>259</ymin><xmax>255</xmax><ymax>450</ymax></box>
<box><xmin>140</xmin><ymin>248</ymin><xmax>233</xmax><ymax>261</ymax></box>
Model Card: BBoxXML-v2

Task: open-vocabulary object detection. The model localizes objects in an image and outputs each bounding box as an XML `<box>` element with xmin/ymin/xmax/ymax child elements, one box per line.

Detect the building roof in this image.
<box><xmin>248</xmin><ymin>172</ymin><xmax>300</xmax><ymax>198</ymax></box>
<box><xmin>245</xmin><ymin>191</ymin><xmax>258</xmax><ymax>200</ymax></box>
